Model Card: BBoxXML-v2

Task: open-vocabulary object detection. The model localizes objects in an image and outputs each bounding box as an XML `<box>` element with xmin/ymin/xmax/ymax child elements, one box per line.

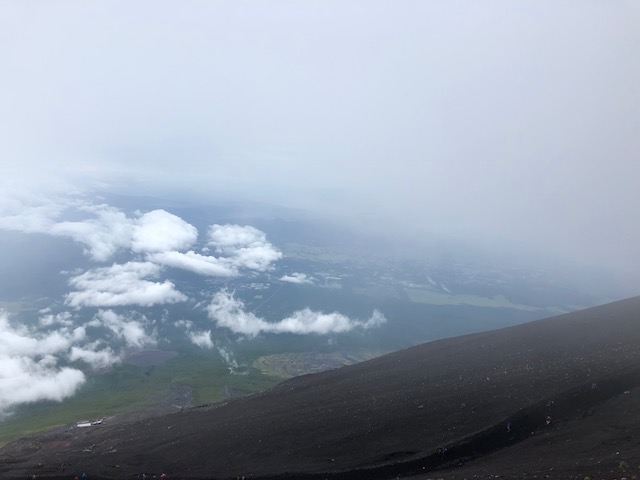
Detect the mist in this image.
<box><xmin>2</xmin><ymin>1</ymin><xmax>639</xmax><ymax>278</ymax></box>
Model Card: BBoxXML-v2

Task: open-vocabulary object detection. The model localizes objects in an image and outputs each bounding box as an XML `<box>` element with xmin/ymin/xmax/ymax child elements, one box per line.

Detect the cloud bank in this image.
<box><xmin>207</xmin><ymin>290</ymin><xmax>386</xmax><ymax>337</ymax></box>
<box><xmin>0</xmin><ymin>198</ymin><xmax>284</xmax><ymax>276</ymax></box>
<box><xmin>0</xmin><ymin>195</ymin><xmax>284</xmax><ymax>310</ymax></box>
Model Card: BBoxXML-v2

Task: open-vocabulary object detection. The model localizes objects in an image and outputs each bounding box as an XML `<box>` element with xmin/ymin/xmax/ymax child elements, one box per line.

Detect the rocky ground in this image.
<box><xmin>2</xmin><ymin>297</ymin><xmax>640</xmax><ymax>480</ymax></box>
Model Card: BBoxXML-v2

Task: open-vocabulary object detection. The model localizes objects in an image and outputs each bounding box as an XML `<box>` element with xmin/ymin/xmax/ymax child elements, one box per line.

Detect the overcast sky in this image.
<box><xmin>1</xmin><ymin>1</ymin><xmax>639</xmax><ymax>269</ymax></box>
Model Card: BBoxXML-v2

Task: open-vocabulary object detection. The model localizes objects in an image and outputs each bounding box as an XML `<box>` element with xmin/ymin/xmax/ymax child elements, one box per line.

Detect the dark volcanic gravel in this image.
<box><xmin>2</xmin><ymin>296</ymin><xmax>640</xmax><ymax>480</ymax></box>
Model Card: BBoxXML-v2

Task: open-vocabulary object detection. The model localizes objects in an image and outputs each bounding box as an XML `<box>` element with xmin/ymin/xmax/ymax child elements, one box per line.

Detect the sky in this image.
<box><xmin>1</xmin><ymin>1</ymin><xmax>639</xmax><ymax>268</ymax></box>
<box><xmin>0</xmin><ymin>0</ymin><xmax>639</xmax><ymax>417</ymax></box>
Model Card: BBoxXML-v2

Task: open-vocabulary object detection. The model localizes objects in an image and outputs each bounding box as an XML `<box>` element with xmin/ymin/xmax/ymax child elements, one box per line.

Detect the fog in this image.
<box><xmin>2</xmin><ymin>0</ymin><xmax>639</xmax><ymax>269</ymax></box>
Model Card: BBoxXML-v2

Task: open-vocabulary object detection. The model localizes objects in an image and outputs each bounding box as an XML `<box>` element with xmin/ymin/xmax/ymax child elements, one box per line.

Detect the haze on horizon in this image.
<box><xmin>1</xmin><ymin>0</ymin><xmax>639</xmax><ymax>270</ymax></box>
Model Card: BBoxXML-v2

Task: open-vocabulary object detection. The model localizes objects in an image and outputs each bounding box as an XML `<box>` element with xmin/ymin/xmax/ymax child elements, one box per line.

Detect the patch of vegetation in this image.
<box><xmin>404</xmin><ymin>287</ymin><xmax>541</xmax><ymax>311</ymax></box>
<box><xmin>253</xmin><ymin>351</ymin><xmax>380</xmax><ymax>378</ymax></box>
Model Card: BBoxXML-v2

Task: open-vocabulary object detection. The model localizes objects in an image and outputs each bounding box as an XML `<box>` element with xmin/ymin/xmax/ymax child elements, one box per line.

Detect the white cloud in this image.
<box><xmin>0</xmin><ymin>360</ymin><xmax>85</xmax><ymax>417</ymax></box>
<box><xmin>232</xmin><ymin>243</ymin><xmax>283</xmax><ymax>271</ymax></box>
<box><xmin>52</xmin><ymin>207</ymin><xmax>198</xmax><ymax>261</ymax></box>
<box><xmin>50</xmin><ymin>204</ymin><xmax>134</xmax><ymax>262</ymax></box>
<box><xmin>69</xmin><ymin>343</ymin><xmax>120</xmax><ymax>370</ymax></box>
<box><xmin>0</xmin><ymin>311</ymin><xmax>86</xmax><ymax>417</ymax></box>
<box><xmin>0</xmin><ymin>304</ymin><xmax>161</xmax><ymax>415</ymax></box>
<box><xmin>0</xmin><ymin>188</ymin><xmax>67</xmax><ymax>234</ymax></box>
<box><xmin>66</xmin><ymin>262</ymin><xmax>187</xmax><ymax>308</ymax></box>
<box><xmin>174</xmin><ymin>319</ymin><xmax>193</xmax><ymax>329</ymax></box>
<box><xmin>0</xmin><ymin>191</ymin><xmax>282</xmax><ymax>283</ymax></box>
<box><xmin>71</xmin><ymin>326</ymin><xmax>87</xmax><ymax>342</ymax></box>
<box><xmin>148</xmin><ymin>224</ymin><xmax>282</xmax><ymax>277</ymax></box>
<box><xmin>183</xmin><ymin>327</ymin><xmax>238</xmax><ymax>367</ymax></box>
<box><xmin>0</xmin><ymin>193</ymin><xmax>200</xmax><ymax>263</ymax></box>
<box><xmin>39</xmin><ymin>311</ymin><xmax>74</xmax><ymax>327</ymax></box>
<box><xmin>207</xmin><ymin>224</ymin><xmax>282</xmax><ymax>272</ymax></box>
<box><xmin>95</xmin><ymin>310</ymin><xmax>157</xmax><ymax>349</ymax></box>
<box><xmin>0</xmin><ymin>301</ymin><xmax>155</xmax><ymax>415</ymax></box>
<box><xmin>208</xmin><ymin>224</ymin><xmax>266</xmax><ymax>249</ymax></box>
<box><xmin>280</xmin><ymin>272</ymin><xmax>314</xmax><ymax>284</ymax></box>
<box><xmin>207</xmin><ymin>290</ymin><xmax>386</xmax><ymax>337</ymax></box>
<box><xmin>0</xmin><ymin>315</ymin><xmax>75</xmax><ymax>356</ymax></box>
<box><xmin>131</xmin><ymin>209</ymin><xmax>198</xmax><ymax>253</ymax></box>
<box><xmin>148</xmin><ymin>250</ymin><xmax>236</xmax><ymax>277</ymax></box>
<box><xmin>216</xmin><ymin>345</ymin><xmax>238</xmax><ymax>368</ymax></box>
<box><xmin>187</xmin><ymin>330</ymin><xmax>214</xmax><ymax>349</ymax></box>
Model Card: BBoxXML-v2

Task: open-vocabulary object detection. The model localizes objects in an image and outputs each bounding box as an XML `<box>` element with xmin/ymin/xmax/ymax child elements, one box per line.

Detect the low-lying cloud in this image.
<box><xmin>280</xmin><ymin>272</ymin><xmax>314</xmax><ymax>285</ymax></box>
<box><xmin>148</xmin><ymin>250</ymin><xmax>236</xmax><ymax>277</ymax></box>
<box><xmin>51</xmin><ymin>205</ymin><xmax>133</xmax><ymax>262</ymax></box>
<box><xmin>0</xmin><ymin>311</ymin><xmax>86</xmax><ymax>417</ymax></box>
<box><xmin>180</xmin><ymin>321</ymin><xmax>239</xmax><ymax>367</ymax></box>
<box><xmin>0</xmin><ymin>360</ymin><xmax>85</xmax><ymax>418</ymax></box>
<box><xmin>207</xmin><ymin>224</ymin><xmax>282</xmax><ymax>272</ymax></box>
<box><xmin>1</xmin><ymin>195</ymin><xmax>284</xmax><ymax>311</ymax></box>
<box><xmin>95</xmin><ymin>310</ymin><xmax>157</xmax><ymax>349</ymax></box>
<box><xmin>0</xmin><ymin>196</ymin><xmax>283</xmax><ymax>275</ymax></box>
<box><xmin>69</xmin><ymin>343</ymin><xmax>120</xmax><ymax>370</ymax></box>
<box><xmin>131</xmin><ymin>209</ymin><xmax>198</xmax><ymax>254</ymax></box>
<box><xmin>187</xmin><ymin>330</ymin><xmax>214</xmax><ymax>349</ymax></box>
<box><xmin>0</xmin><ymin>305</ymin><xmax>164</xmax><ymax>416</ymax></box>
<box><xmin>66</xmin><ymin>262</ymin><xmax>187</xmax><ymax>308</ymax></box>
<box><xmin>25</xmin><ymin>204</ymin><xmax>198</xmax><ymax>263</ymax></box>
<box><xmin>207</xmin><ymin>290</ymin><xmax>386</xmax><ymax>337</ymax></box>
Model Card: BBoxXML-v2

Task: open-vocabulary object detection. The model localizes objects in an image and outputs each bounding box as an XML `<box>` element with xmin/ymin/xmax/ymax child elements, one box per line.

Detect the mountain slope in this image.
<box><xmin>2</xmin><ymin>296</ymin><xmax>640</xmax><ymax>479</ymax></box>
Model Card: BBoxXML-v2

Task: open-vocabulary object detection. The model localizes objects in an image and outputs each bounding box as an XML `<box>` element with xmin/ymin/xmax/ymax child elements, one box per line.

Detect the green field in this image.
<box><xmin>404</xmin><ymin>287</ymin><xmax>543</xmax><ymax>311</ymax></box>
<box><xmin>253</xmin><ymin>350</ymin><xmax>382</xmax><ymax>378</ymax></box>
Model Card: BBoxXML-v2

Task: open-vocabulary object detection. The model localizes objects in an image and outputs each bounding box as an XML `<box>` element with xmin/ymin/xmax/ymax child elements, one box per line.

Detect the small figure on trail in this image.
<box><xmin>545</xmin><ymin>415</ymin><xmax>552</xmax><ymax>426</ymax></box>
<box><xmin>506</xmin><ymin>422</ymin><xmax>512</xmax><ymax>433</ymax></box>
<box><xmin>142</xmin><ymin>474</ymin><xmax>148</xmax><ymax>480</ymax></box>
<box><xmin>438</xmin><ymin>446</ymin><xmax>448</xmax><ymax>457</ymax></box>
<box><xmin>591</xmin><ymin>383</ymin><xmax>598</xmax><ymax>391</ymax></box>
<box><xmin>81</xmin><ymin>472</ymin><xmax>88</xmax><ymax>480</ymax></box>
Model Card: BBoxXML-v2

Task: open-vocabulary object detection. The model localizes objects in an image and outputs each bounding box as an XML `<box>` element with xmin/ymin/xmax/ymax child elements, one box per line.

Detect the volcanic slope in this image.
<box><xmin>2</xmin><ymin>296</ymin><xmax>640</xmax><ymax>479</ymax></box>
